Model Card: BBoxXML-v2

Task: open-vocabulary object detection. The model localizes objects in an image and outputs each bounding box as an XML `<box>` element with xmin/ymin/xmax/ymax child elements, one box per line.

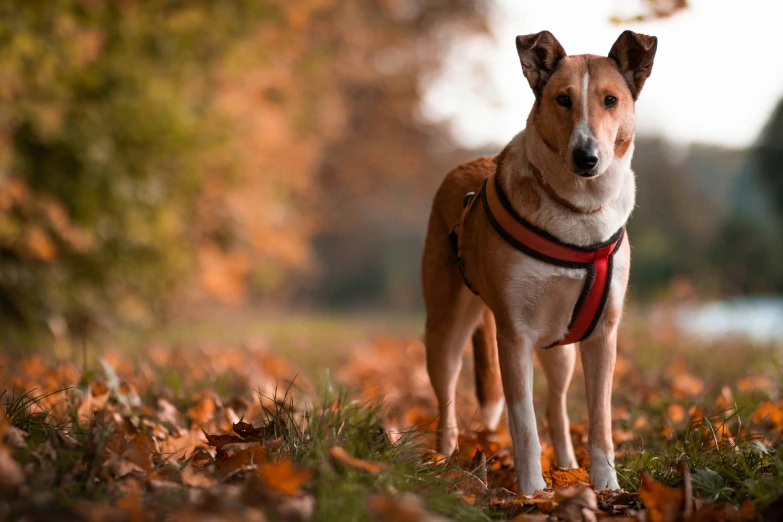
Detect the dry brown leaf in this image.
<box><xmin>232</xmin><ymin>420</ymin><xmax>270</xmax><ymax>441</ymax></box>
<box><xmin>552</xmin><ymin>482</ymin><xmax>598</xmax><ymax>521</ymax></box>
<box><xmin>186</xmin><ymin>396</ymin><xmax>216</xmax><ymax>426</ymax></box>
<box><xmin>0</xmin><ymin>449</ymin><xmax>24</xmax><ymax>492</ymax></box>
<box><xmin>509</xmin><ymin>515</ymin><xmax>550</xmax><ymax>521</ymax></box>
<box><xmin>670</xmin><ymin>373</ymin><xmax>704</xmax><ymax>398</ymax></box>
<box><xmin>204</xmin><ymin>431</ymin><xmax>246</xmax><ymax>448</ymax></box>
<box><xmin>634</xmin><ymin>417</ymin><xmax>650</xmax><ymax>430</ymax></box>
<box><xmin>737</xmin><ymin>375</ymin><xmax>772</xmax><ymax>393</ymax></box>
<box><xmin>216</xmin><ymin>442</ymin><xmax>266</xmax><ymax>478</ymax></box>
<box><xmin>158</xmin><ymin>428</ymin><xmax>207</xmax><ymax>461</ymax></box>
<box><xmin>550</xmin><ymin>466</ymin><xmax>590</xmax><ymax>488</ymax></box>
<box><xmin>181</xmin><ymin>463</ymin><xmax>217</xmax><ymax>488</ymax></box>
<box><xmin>471</xmin><ymin>449</ymin><xmax>487</xmax><ymax>487</ymax></box>
<box><xmin>329</xmin><ymin>446</ymin><xmax>390</xmax><ymax>475</ymax></box>
<box><xmin>367</xmin><ymin>492</ymin><xmax>451</xmax><ymax>522</ymax></box>
<box><xmin>490</xmin><ymin>490</ymin><xmax>558</xmax><ymax>513</ymax></box>
<box><xmin>257</xmin><ymin>457</ymin><xmax>313</xmax><ymax>496</ymax></box>
<box><xmin>124</xmin><ymin>431</ymin><xmax>153</xmax><ymax>472</ymax></box>
<box><xmin>639</xmin><ymin>472</ymin><xmax>684</xmax><ymax>522</ymax></box>
<box><xmin>667</xmin><ymin>404</ymin><xmax>686</xmax><ymax>424</ymax></box>
<box><xmin>715</xmin><ymin>386</ymin><xmax>734</xmax><ymax>411</ymax></box>
<box><xmin>613</xmin><ymin>429</ymin><xmax>635</xmax><ymax>443</ymax></box>
<box><xmin>441</xmin><ymin>469</ymin><xmax>487</xmax><ymax>495</ymax></box>
<box><xmin>751</xmin><ymin>400</ymin><xmax>783</xmax><ymax>431</ymax></box>
<box><xmin>115</xmin><ymin>480</ymin><xmax>143</xmax><ymax>522</ymax></box>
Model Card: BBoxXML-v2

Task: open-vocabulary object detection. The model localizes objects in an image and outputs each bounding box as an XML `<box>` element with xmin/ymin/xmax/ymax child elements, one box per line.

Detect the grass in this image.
<box><xmin>1</xmin><ymin>376</ymin><xmax>487</xmax><ymax>521</ymax></box>
<box><xmin>616</xmin><ymin>410</ymin><xmax>783</xmax><ymax>508</ymax></box>
<box><xmin>1</xmin><ymin>386</ymin><xmax>73</xmax><ymax>441</ymax></box>
<box><xmin>256</xmin><ymin>384</ymin><xmax>488</xmax><ymax>521</ymax></box>
<box><xmin>2</xmin><ymin>310</ymin><xmax>783</xmax><ymax>519</ymax></box>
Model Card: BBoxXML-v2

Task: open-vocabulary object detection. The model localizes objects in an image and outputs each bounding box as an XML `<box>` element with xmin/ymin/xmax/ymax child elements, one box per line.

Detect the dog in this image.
<box><xmin>421</xmin><ymin>30</ymin><xmax>657</xmax><ymax>494</ymax></box>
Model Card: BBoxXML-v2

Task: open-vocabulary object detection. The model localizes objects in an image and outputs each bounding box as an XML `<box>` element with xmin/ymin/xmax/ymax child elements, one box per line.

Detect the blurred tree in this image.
<box><xmin>0</xmin><ymin>0</ymin><xmax>489</xmax><ymax>339</ymax></box>
<box><xmin>0</xmin><ymin>1</ymin><xmax>312</xmax><ymax>338</ymax></box>
<box><xmin>754</xmin><ymin>97</ymin><xmax>783</xmax><ymax>230</ymax></box>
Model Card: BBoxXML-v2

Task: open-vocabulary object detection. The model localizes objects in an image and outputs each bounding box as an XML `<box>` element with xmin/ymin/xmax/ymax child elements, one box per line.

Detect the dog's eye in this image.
<box><xmin>604</xmin><ymin>95</ymin><xmax>618</xmax><ymax>108</ymax></box>
<box><xmin>556</xmin><ymin>94</ymin><xmax>571</xmax><ymax>108</ymax></box>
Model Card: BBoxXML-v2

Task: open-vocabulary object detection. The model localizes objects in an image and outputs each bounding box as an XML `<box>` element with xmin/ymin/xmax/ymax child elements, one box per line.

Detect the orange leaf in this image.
<box><xmin>124</xmin><ymin>432</ymin><xmax>153</xmax><ymax>472</ymax></box>
<box><xmin>670</xmin><ymin>373</ymin><xmax>704</xmax><ymax>398</ymax></box>
<box><xmin>752</xmin><ymin>401</ymin><xmax>783</xmax><ymax>432</ymax></box>
<box><xmin>215</xmin><ymin>442</ymin><xmax>266</xmax><ymax>478</ymax></box>
<box><xmin>737</xmin><ymin>376</ymin><xmax>772</xmax><ymax>393</ymax></box>
<box><xmin>639</xmin><ymin>472</ymin><xmax>684</xmax><ymax>522</ymax></box>
<box><xmin>667</xmin><ymin>404</ymin><xmax>686</xmax><ymax>424</ymax></box>
<box><xmin>715</xmin><ymin>386</ymin><xmax>734</xmax><ymax>411</ymax></box>
<box><xmin>181</xmin><ymin>463</ymin><xmax>217</xmax><ymax>488</ymax></box>
<box><xmin>257</xmin><ymin>457</ymin><xmax>313</xmax><ymax>496</ymax></box>
<box><xmin>550</xmin><ymin>466</ymin><xmax>590</xmax><ymax>488</ymax></box>
<box><xmin>186</xmin><ymin>396</ymin><xmax>216</xmax><ymax>426</ymax></box>
<box><xmin>329</xmin><ymin>446</ymin><xmax>390</xmax><ymax>475</ymax></box>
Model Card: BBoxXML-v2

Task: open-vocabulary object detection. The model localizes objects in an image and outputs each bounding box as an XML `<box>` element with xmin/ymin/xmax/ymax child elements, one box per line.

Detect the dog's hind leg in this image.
<box><xmin>472</xmin><ymin>307</ymin><xmax>505</xmax><ymax>431</ymax></box>
<box><xmin>424</xmin><ymin>282</ymin><xmax>484</xmax><ymax>456</ymax></box>
<box><xmin>537</xmin><ymin>344</ymin><xmax>578</xmax><ymax>468</ymax></box>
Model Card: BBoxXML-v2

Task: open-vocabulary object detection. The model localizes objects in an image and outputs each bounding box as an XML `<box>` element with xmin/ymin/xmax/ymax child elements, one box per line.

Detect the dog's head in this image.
<box><xmin>518</xmin><ymin>30</ymin><xmax>657</xmax><ymax>178</ymax></box>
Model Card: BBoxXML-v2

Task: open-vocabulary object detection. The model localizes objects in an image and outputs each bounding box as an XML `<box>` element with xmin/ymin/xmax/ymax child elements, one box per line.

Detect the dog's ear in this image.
<box><xmin>608</xmin><ymin>30</ymin><xmax>657</xmax><ymax>99</ymax></box>
<box><xmin>516</xmin><ymin>31</ymin><xmax>566</xmax><ymax>98</ymax></box>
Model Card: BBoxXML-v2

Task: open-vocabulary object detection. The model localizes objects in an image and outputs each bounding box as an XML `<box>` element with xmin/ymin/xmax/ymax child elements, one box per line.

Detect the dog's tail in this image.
<box><xmin>472</xmin><ymin>308</ymin><xmax>505</xmax><ymax>431</ymax></box>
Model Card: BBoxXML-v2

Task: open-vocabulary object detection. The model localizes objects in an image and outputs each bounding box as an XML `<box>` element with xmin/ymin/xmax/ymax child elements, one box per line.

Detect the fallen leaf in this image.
<box><xmin>115</xmin><ymin>480</ymin><xmax>143</xmax><ymax>522</ymax></box>
<box><xmin>471</xmin><ymin>449</ymin><xmax>487</xmax><ymax>487</ymax></box>
<box><xmin>552</xmin><ymin>483</ymin><xmax>598</xmax><ymax>522</ymax></box>
<box><xmin>181</xmin><ymin>463</ymin><xmax>217</xmax><ymax>487</ymax></box>
<box><xmin>441</xmin><ymin>469</ymin><xmax>487</xmax><ymax>495</ymax></box>
<box><xmin>329</xmin><ymin>446</ymin><xmax>390</xmax><ymax>475</ymax></box>
<box><xmin>232</xmin><ymin>420</ymin><xmax>270</xmax><ymax>441</ymax></box>
<box><xmin>667</xmin><ymin>404</ymin><xmax>686</xmax><ymax>424</ymax></box>
<box><xmin>639</xmin><ymin>472</ymin><xmax>684</xmax><ymax>522</ymax></box>
<box><xmin>124</xmin><ymin>431</ymin><xmax>153</xmax><ymax>472</ymax></box>
<box><xmin>186</xmin><ymin>396</ymin><xmax>216</xmax><ymax>426</ymax></box>
<box><xmin>550</xmin><ymin>466</ymin><xmax>590</xmax><ymax>488</ymax></box>
<box><xmin>216</xmin><ymin>442</ymin><xmax>266</xmax><ymax>478</ymax></box>
<box><xmin>204</xmin><ymin>431</ymin><xmax>245</xmax><ymax>448</ymax></box>
<box><xmin>367</xmin><ymin>492</ymin><xmax>451</xmax><ymax>522</ymax></box>
<box><xmin>0</xmin><ymin>449</ymin><xmax>24</xmax><ymax>492</ymax></box>
<box><xmin>257</xmin><ymin>457</ymin><xmax>313</xmax><ymax>496</ymax></box>
<box><xmin>490</xmin><ymin>490</ymin><xmax>557</xmax><ymax>514</ymax></box>
<box><xmin>670</xmin><ymin>373</ymin><xmax>704</xmax><ymax>398</ymax></box>
<box><xmin>714</xmin><ymin>386</ymin><xmax>734</xmax><ymax>411</ymax></box>
<box><xmin>751</xmin><ymin>401</ymin><xmax>783</xmax><ymax>432</ymax></box>
<box><xmin>737</xmin><ymin>376</ymin><xmax>772</xmax><ymax>393</ymax></box>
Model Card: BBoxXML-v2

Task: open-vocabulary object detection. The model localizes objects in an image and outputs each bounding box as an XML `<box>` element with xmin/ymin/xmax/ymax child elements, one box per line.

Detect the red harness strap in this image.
<box><xmin>457</xmin><ymin>174</ymin><xmax>624</xmax><ymax>347</ymax></box>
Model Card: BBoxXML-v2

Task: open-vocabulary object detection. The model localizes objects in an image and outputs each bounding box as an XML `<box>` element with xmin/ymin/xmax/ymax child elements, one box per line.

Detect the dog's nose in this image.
<box><xmin>572</xmin><ymin>147</ymin><xmax>598</xmax><ymax>174</ymax></box>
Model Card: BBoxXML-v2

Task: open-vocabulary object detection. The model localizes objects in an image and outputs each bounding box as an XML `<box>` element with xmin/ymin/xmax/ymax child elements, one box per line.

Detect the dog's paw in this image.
<box><xmin>436</xmin><ymin>429</ymin><xmax>458</xmax><ymax>457</ymax></box>
<box><xmin>591</xmin><ymin>469</ymin><xmax>620</xmax><ymax>491</ymax></box>
<box><xmin>517</xmin><ymin>473</ymin><xmax>548</xmax><ymax>495</ymax></box>
<box><xmin>479</xmin><ymin>399</ymin><xmax>505</xmax><ymax>432</ymax></box>
<box><xmin>588</xmin><ymin>449</ymin><xmax>621</xmax><ymax>491</ymax></box>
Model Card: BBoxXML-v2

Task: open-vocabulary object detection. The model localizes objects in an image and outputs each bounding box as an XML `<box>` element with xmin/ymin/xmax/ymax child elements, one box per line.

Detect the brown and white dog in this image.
<box><xmin>421</xmin><ymin>30</ymin><xmax>657</xmax><ymax>493</ymax></box>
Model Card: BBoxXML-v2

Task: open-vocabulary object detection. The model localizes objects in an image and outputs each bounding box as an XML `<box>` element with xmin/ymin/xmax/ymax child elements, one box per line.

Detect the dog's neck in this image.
<box><xmin>497</xmin><ymin>130</ymin><xmax>636</xmax><ymax>247</ymax></box>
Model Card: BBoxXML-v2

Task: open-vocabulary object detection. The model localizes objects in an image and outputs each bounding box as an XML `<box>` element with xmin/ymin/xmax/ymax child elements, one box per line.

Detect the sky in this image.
<box><xmin>420</xmin><ymin>0</ymin><xmax>783</xmax><ymax>150</ymax></box>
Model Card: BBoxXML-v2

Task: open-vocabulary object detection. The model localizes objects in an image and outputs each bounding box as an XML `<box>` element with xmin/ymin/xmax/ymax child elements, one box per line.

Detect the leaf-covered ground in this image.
<box><xmin>1</xmin><ymin>313</ymin><xmax>782</xmax><ymax>521</ymax></box>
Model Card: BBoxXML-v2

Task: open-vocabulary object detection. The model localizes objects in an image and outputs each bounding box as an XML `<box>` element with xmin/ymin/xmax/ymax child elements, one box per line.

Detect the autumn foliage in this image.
<box><xmin>2</xmin><ymin>317</ymin><xmax>782</xmax><ymax>520</ymax></box>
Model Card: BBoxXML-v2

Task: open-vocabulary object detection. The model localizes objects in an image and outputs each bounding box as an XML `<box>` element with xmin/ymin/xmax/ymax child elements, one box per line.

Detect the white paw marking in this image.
<box><xmin>589</xmin><ymin>449</ymin><xmax>621</xmax><ymax>491</ymax></box>
<box><xmin>480</xmin><ymin>399</ymin><xmax>505</xmax><ymax>431</ymax></box>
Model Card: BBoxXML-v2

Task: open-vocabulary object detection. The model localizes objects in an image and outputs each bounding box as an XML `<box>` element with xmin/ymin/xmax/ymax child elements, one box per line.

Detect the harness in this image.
<box><xmin>450</xmin><ymin>173</ymin><xmax>625</xmax><ymax>348</ymax></box>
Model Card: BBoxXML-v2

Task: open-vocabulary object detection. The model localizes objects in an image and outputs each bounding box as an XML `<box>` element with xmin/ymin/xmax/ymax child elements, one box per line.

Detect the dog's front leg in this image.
<box><xmin>579</xmin><ymin>331</ymin><xmax>621</xmax><ymax>491</ymax></box>
<box><xmin>497</xmin><ymin>329</ymin><xmax>547</xmax><ymax>494</ymax></box>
